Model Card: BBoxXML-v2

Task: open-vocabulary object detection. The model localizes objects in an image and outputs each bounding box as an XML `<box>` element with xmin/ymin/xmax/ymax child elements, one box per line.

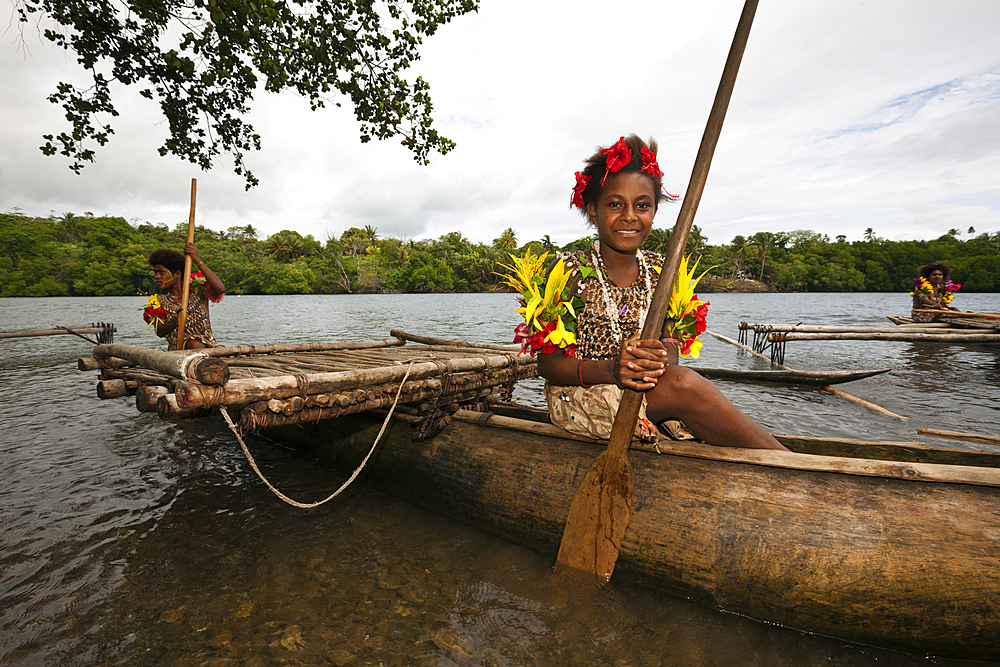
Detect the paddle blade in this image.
<box><xmin>554</xmin><ymin>449</ymin><xmax>632</xmax><ymax>584</ymax></box>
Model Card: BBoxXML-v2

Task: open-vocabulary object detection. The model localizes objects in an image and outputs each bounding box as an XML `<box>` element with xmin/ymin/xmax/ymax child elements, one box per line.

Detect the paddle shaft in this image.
<box><xmin>176</xmin><ymin>179</ymin><xmax>197</xmax><ymax>351</ymax></box>
<box><xmin>555</xmin><ymin>0</ymin><xmax>759</xmax><ymax>581</ymax></box>
<box><xmin>607</xmin><ymin>0</ymin><xmax>760</xmax><ymax>459</ymax></box>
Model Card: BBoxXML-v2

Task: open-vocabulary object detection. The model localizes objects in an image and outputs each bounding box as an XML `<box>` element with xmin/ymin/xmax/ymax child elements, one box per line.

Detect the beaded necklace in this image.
<box><xmin>589</xmin><ymin>238</ymin><xmax>653</xmax><ymax>346</ymax></box>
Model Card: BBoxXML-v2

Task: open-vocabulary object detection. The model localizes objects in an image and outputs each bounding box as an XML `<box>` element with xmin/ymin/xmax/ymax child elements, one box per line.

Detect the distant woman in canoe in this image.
<box><xmin>146</xmin><ymin>243</ymin><xmax>225</xmax><ymax>350</ymax></box>
<box><xmin>910</xmin><ymin>262</ymin><xmax>961</xmax><ymax>323</ymax></box>
<box><xmin>499</xmin><ymin>135</ymin><xmax>786</xmax><ymax>450</ymax></box>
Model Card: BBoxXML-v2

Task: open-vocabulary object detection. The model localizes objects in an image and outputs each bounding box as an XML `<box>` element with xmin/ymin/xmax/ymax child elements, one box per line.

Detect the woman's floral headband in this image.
<box><xmin>570</xmin><ymin>137</ymin><xmax>678</xmax><ymax>209</ymax></box>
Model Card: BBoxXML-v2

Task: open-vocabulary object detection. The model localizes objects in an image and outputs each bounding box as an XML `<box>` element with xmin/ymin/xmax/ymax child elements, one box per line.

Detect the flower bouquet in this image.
<box><xmin>189</xmin><ymin>271</ymin><xmax>224</xmax><ymax>303</ymax></box>
<box><xmin>910</xmin><ymin>276</ymin><xmax>934</xmax><ymax>299</ymax></box>
<box><xmin>495</xmin><ymin>249</ymin><xmax>587</xmax><ymax>356</ymax></box>
<box><xmin>662</xmin><ymin>255</ymin><xmax>711</xmax><ymax>358</ymax></box>
<box><xmin>142</xmin><ymin>294</ymin><xmax>168</xmax><ymax>330</ymax></box>
<box><xmin>942</xmin><ymin>280</ymin><xmax>961</xmax><ymax>305</ymax></box>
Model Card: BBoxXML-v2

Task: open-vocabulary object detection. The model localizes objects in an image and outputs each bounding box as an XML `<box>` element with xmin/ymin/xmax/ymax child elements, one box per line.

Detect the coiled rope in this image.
<box><xmin>218</xmin><ymin>361</ymin><xmax>415</xmax><ymax>508</ymax></box>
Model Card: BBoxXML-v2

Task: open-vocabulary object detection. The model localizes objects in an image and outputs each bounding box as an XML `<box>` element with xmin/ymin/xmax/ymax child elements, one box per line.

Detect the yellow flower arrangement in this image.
<box><xmin>496</xmin><ymin>249</ymin><xmax>584</xmax><ymax>355</ymax></box>
<box><xmin>656</xmin><ymin>254</ymin><xmax>712</xmax><ymax>358</ymax></box>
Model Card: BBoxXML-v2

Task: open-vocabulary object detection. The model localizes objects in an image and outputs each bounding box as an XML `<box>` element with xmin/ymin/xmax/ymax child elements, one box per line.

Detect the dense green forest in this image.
<box><xmin>1</xmin><ymin>210</ymin><xmax>998</xmax><ymax>297</ymax></box>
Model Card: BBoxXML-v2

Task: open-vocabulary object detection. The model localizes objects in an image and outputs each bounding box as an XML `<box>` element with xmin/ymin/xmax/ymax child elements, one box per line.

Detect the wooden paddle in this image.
<box><xmin>176</xmin><ymin>178</ymin><xmax>197</xmax><ymax>351</ymax></box>
<box><xmin>554</xmin><ymin>0</ymin><xmax>760</xmax><ymax>583</ymax></box>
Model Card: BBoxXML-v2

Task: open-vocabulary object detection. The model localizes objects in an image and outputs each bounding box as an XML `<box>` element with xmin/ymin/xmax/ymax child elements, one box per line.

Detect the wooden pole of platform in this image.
<box><xmin>1</xmin><ymin>325</ymin><xmax>116</xmax><ymax>340</ymax></box>
<box><xmin>706</xmin><ymin>330</ymin><xmax>907</xmax><ymax>420</ymax></box>
<box><xmin>744</xmin><ymin>325</ymin><xmax>962</xmax><ymax>334</ymax></box>
<box><xmin>92</xmin><ymin>343</ymin><xmax>230</xmax><ymax>386</ymax></box>
<box><xmin>775</xmin><ymin>332</ymin><xmax>1000</xmax><ymax>343</ymax></box>
<box><xmin>172</xmin><ymin>352</ymin><xmax>533</xmax><ymax>409</ymax></box>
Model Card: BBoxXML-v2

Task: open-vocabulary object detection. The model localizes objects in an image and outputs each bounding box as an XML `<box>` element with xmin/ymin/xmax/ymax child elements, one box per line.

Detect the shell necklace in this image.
<box><xmin>590</xmin><ymin>238</ymin><xmax>653</xmax><ymax>345</ymax></box>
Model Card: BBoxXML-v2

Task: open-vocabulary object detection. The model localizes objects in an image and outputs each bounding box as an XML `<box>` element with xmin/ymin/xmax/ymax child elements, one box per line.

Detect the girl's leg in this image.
<box><xmin>644</xmin><ymin>367</ymin><xmax>787</xmax><ymax>450</ymax></box>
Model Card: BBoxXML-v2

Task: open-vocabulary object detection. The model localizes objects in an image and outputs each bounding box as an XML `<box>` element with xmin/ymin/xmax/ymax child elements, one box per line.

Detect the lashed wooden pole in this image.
<box><xmin>554</xmin><ymin>0</ymin><xmax>759</xmax><ymax>583</ymax></box>
<box><xmin>176</xmin><ymin>178</ymin><xmax>197</xmax><ymax>351</ymax></box>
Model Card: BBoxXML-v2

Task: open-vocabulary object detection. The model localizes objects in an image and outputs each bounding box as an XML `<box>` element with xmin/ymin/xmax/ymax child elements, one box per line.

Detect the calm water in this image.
<box><xmin>1</xmin><ymin>292</ymin><xmax>998</xmax><ymax>666</ymax></box>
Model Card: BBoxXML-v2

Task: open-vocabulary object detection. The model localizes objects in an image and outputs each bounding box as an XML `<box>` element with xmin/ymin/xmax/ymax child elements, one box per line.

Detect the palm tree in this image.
<box><xmin>864</xmin><ymin>228</ymin><xmax>876</xmax><ymax>242</ymax></box>
<box><xmin>363</xmin><ymin>225</ymin><xmax>379</xmax><ymax>244</ymax></box>
<box><xmin>58</xmin><ymin>212</ymin><xmax>78</xmax><ymax>247</ymax></box>
<box><xmin>642</xmin><ymin>228</ymin><xmax>672</xmax><ymax>254</ymax></box>
<box><xmin>750</xmin><ymin>231</ymin><xmax>776</xmax><ymax>281</ymax></box>
<box><xmin>493</xmin><ymin>228</ymin><xmax>517</xmax><ymax>252</ymax></box>
<box><xmin>686</xmin><ymin>224</ymin><xmax>706</xmax><ymax>255</ymax></box>
<box><xmin>728</xmin><ymin>235</ymin><xmax>750</xmax><ymax>278</ymax></box>
<box><xmin>243</xmin><ymin>224</ymin><xmax>258</xmax><ymax>241</ymax></box>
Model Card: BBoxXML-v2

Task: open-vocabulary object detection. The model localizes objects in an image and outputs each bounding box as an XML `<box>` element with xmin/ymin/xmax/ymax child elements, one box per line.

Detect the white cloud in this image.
<box><xmin>1</xmin><ymin>0</ymin><xmax>998</xmax><ymax>249</ymax></box>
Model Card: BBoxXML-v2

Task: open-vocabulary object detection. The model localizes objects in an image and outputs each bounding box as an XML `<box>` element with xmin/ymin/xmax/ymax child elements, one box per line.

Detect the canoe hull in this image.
<box><xmin>266</xmin><ymin>411</ymin><xmax>1000</xmax><ymax>660</ymax></box>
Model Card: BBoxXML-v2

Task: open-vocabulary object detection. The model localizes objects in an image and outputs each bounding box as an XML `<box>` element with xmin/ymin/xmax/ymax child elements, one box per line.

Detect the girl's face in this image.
<box><xmin>586</xmin><ymin>171</ymin><xmax>658</xmax><ymax>256</ymax></box>
<box><xmin>928</xmin><ymin>269</ymin><xmax>945</xmax><ymax>285</ymax></box>
<box><xmin>153</xmin><ymin>265</ymin><xmax>180</xmax><ymax>291</ymax></box>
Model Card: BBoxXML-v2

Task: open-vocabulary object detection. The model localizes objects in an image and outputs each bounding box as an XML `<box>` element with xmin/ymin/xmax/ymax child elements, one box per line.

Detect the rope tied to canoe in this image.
<box><xmin>217</xmin><ymin>361</ymin><xmax>415</xmax><ymax>509</ymax></box>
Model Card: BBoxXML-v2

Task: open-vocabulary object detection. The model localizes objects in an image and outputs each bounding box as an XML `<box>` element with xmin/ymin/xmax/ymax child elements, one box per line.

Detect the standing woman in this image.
<box><xmin>147</xmin><ymin>242</ymin><xmax>225</xmax><ymax>349</ymax></box>
<box><xmin>910</xmin><ymin>262</ymin><xmax>961</xmax><ymax>323</ymax></box>
<box><xmin>514</xmin><ymin>135</ymin><xmax>785</xmax><ymax>450</ymax></box>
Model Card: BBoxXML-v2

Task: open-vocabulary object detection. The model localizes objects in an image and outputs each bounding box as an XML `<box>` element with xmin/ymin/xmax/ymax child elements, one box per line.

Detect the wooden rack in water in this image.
<box><xmin>738</xmin><ymin>318</ymin><xmax>1000</xmax><ymax>364</ymax></box>
<box><xmin>81</xmin><ymin>330</ymin><xmax>537</xmax><ymax>437</ymax></box>
<box><xmin>1</xmin><ymin>323</ymin><xmax>115</xmax><ymax>344</ymax></box>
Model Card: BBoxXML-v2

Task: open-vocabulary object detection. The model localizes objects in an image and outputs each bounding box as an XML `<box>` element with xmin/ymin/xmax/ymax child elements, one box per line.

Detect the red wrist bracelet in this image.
<box><xmin>578</xmin><ymin>359</ymin><xmax>593</xmax><ymax>388</ymax></box>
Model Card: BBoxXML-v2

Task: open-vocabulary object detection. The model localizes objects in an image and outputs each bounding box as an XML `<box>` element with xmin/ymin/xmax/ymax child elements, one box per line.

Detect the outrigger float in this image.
<box><xmin>81</xmin><ymin>331</ymin><xmax>1000</xmax><ymax>660</ymax></box>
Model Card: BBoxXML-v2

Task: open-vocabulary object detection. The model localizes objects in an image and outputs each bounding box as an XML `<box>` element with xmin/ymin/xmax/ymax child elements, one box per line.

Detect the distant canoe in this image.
<box><xmin>690</xmin><ymin>366</ymin><xmax>890</xmax><ymax>386</ymax></box>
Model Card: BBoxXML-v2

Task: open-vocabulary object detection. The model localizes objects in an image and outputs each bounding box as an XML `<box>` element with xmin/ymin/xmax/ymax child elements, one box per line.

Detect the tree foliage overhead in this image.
<box><xmin>14</xmin><ymin>0</ymin><xmax>478</xmax><ymax>188</ymax></box>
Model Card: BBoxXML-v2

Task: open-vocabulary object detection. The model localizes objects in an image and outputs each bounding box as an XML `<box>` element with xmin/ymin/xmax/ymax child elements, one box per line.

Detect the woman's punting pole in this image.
<box><xmin>554</xmin><ymin>0</ymin><xmax>760</xmax><ymax>584</ymax></box>
<box><xmin>177</xmin><ymin>178</ymin><xmax>197</xmax><ymax>351</ymax></box>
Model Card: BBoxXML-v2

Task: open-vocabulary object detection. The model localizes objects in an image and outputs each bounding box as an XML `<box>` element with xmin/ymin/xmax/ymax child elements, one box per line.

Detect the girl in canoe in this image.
<box><xmin>145</xmin><ymin>243</ymin><xmax>225</xmax><ymax>350</ymax></box>
<box><xmin>910</xmin><ymin>262</ymin><xmax>961</xmax><ymax>323</ymax></box>
<box><xmin>500</xmin><ymin>135</ymin><xmax>786</xmax><ymax>450</ymax></box>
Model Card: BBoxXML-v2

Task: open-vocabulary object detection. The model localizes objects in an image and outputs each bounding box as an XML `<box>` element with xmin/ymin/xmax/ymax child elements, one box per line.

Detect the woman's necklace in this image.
<box><xmin>589</xmin><ymin>238</ymin><xmax>653</xmax><ymax>345</ymax></box>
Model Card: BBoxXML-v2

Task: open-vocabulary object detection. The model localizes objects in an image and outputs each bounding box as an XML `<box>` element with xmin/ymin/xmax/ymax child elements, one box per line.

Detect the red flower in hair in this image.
<box><xmin>640</xmin><ymin>147</ymin><xmax>663</xmax><ymax>178</ymax></box>
<box><xmin>601</xmin><ymin>137</ymin><xmax>631</xmax><ymax>185</ymax></box>
<box><xmin>570</xmin><ymin>171</ymin><xmax>591</xmax><ymax>209</ymax></box>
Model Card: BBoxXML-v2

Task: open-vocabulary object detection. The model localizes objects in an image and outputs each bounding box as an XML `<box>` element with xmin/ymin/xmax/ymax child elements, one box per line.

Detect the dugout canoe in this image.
<box><xmin>263</xmin><ymin>403</ymin><xmax>1000</xmax><ymax>661</ymax></box>
<box><xmin>690</xmin><ymin>365</ymin><xmax>890</xmax><ymax>385</ymax></box>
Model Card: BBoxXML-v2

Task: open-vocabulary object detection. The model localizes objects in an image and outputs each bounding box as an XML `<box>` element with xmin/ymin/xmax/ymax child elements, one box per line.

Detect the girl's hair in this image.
<box><xmin>576</xmin><ymin>134</ymin><xmax>671</xmax><ymax>221</ymax></box>
<box><xmin>918</xmin><ymin>262</ymin><xmax>951</xmax><ymax>280</ymax></box>
<box><xmin>148</xmin><ymin>248</ymin><xmax>185</xmax><ymax>273</ymax></box>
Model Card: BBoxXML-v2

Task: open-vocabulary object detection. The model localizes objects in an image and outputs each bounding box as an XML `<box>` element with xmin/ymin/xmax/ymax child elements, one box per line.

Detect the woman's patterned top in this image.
<box><xmin>561</xmin><ymin>248</ymin><xmax>664</xmax><ymax>361</ymax></box>
<box><xmin>159</xmin><ymin>291</ymin><xmax>220</xmax><ymax>350</ymax></box>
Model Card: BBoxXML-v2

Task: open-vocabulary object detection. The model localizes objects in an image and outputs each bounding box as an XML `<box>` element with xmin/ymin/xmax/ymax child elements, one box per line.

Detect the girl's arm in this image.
<box><xmin>185</xmin><ymin>243</ymin><xmax>226</xmax><ymax>298</ymax></box>
<box><xmin>536</xmin><ymin>338</ymin><xmax>670</xmax><ymax>392</ymax></box>
<box><xmin>155</xmin><ymin>315</ymin><xmax>177</xmax><ymax>338</ymax></box>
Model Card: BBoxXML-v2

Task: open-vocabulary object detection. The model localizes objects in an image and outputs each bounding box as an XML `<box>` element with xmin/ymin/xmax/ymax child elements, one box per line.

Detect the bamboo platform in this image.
<box><xmin>82</xmin><ymin>331</ymin><xmax>537</xmax><ymax>439</ymax></box>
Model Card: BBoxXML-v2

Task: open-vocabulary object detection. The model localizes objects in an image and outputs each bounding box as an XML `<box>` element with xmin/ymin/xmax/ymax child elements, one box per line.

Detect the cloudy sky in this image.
<box><xmin>2</xmin><ymin>0</ymin><xmax>998</xmax><ymax>249</ymax></box>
